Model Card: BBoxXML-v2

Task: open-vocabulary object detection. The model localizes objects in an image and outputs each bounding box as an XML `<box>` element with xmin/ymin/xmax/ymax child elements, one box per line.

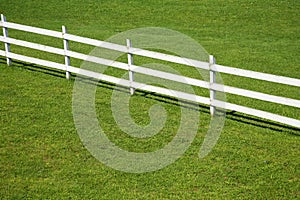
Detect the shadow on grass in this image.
<box><xmin>0</xmin><ymin>58</ymin><xmax>66</xmax><ymax>79</ymax></box>
<box><xmin>137</xmin><ymin>91</ymin><xmax>300</xmax><ymax>137</ymax></box>
<box><xmin>225</xmin><ymin>111</ymin><xmax>300</xmax><ymax>136</ymax></box>
<box><xmin>1</xmin><ymin>57</ymin><xmax>299</xmax><ymax>136</ymax></box>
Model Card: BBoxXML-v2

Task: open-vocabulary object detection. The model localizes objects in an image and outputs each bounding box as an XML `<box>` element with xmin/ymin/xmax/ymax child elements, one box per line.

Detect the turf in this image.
<box><xmin>0</xmin><ymin>0</ymin><xmax>299</xmax><ymax>199</ymax></box>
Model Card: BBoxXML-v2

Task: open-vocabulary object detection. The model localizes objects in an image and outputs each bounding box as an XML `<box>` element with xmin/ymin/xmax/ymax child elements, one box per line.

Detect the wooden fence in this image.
<box><xmin>1</xmin><ymin>14</ymin><xmax>299</xmax><ymax>128</ymax></box>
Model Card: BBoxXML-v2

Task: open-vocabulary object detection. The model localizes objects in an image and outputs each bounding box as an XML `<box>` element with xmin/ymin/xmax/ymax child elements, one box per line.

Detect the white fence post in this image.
<box><xmin>127</xmin><ymin>39</ymin><xmax>135</xmax><ymax>95</ymax></box>
<box><xmin>1</xmin><ymin>14</ymin><xmax>11</xmax><ymax>66</ymax></box>
<box><xmin>62</xmin><ymin>25</ymin><xmax>71</xmax><ymax>80</ymax></box>
<box><xmin>209</xmin><ymin>55</ymin><xmax>216</xmax><ymax>116</ymax></box>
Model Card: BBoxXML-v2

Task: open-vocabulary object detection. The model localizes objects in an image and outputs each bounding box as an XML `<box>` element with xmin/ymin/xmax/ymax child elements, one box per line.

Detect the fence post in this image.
<box><xmin>209</xmin><ymin>55</ymin><xmax>216</xmax><ymax>116</ymax></box>
<box><xmin>1</xmin><ymin>14</ymin><xmax>11</xmax><ymax>66</ymax></box>
<box><xmin>62</xmin><ymin>26</ymin><xmax>71</xmax><ymax>80</ymax></box>
<box><xmin>126</xmin><ymin>39</ymin><xmax>135</xmax><ymax>95</ymax></box>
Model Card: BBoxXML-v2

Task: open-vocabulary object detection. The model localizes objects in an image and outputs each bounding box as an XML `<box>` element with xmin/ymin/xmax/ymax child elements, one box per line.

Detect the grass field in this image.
<box><xmin>1</xmin><ymin>0</ymin><xmax>300</xmax><ymax>199</ymax></box>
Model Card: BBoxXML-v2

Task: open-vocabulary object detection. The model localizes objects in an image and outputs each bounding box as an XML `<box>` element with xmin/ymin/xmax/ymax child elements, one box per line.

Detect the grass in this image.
<box><xmin>0</xmin><ymin>0</ymin><xmax>299</xmax><ymax>199</ymax></box>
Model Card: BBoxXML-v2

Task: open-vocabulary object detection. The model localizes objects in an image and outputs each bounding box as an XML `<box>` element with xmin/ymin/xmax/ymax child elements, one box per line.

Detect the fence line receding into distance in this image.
<box><xmin>0</xmin><ymin>14</ymin><xmax>299</xmax><ymax>128</ymax></box>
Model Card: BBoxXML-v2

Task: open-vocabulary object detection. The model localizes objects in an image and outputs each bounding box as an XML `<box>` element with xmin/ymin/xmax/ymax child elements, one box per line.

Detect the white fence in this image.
<box><xmin>1</xmin><ymin>14</ymin><xmax>299</xmax><ymax>128</ymax></box>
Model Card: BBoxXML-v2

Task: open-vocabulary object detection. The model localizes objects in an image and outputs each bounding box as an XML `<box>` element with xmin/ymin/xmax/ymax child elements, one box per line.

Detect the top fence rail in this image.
<box><xmin>1</xmin><ymin>18</ymin><xmax>300</xmax><ymax>87</ymax></box>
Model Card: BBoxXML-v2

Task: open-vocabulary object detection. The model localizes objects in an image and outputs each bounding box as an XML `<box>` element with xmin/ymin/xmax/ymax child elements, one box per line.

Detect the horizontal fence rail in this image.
<box><xmin>1</xmin><ymin>14</ymin><xmax>299</xmax><ymax>128</ymax></box>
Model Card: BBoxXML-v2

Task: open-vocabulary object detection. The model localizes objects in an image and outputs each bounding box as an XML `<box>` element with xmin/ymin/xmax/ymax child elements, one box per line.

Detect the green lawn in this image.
<box><xmin>0</xmin><ymin>0</ymin><xmax>299</xmax><ymax>199</ymax></box>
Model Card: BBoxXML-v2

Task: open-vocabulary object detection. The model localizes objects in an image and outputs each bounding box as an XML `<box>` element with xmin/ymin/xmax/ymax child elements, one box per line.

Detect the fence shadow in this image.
<box><xmin>0</xmin><ymin>58</ymin><xmax>66</xmax><ymax>79</ymax></box>
<box><xmin>1</xmin><ymin>58</ymin><xmax>299</xmax><ymax>136</ymax></box>
<box><xmin>137</xmin><ymin>90</ymin><xmax>300</xmax><ymax>136</ymax></box>
<box><xmin>225</xmin><ymin>111</ymin><xmax>300</xmax><ymax>136</ymax></box>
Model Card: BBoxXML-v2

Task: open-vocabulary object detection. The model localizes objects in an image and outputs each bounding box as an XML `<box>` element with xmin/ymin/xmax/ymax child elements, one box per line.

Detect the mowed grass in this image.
<box><xmin>0</xmin><ymin>0</ymin><xmax>300</xmax><ymax>199</ymax></box>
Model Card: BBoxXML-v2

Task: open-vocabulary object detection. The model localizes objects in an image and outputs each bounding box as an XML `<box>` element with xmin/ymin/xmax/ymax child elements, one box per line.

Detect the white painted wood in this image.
<box><xmin>65</xmin><ymin>33</ymin><xmax>209</xmax><ymax>70</ymax></box>
<box><xmin>1</xmin><ymin>14</ymin><xmax>11</xmax><ymax>65</ymax></box>
<box><xmin>62</xmin><ymin>26</ymin><xmax>71</xmax><ymax>80</ymax></box>
<box><xmin>131</xmin><ymin>82</ymin><xmax>211</xmax><ymax>105</ymax></box>
<box><xmin>65</xmin><ymin>49</ymin><xmax>210</xmax><ymax>90</ymax></box>
<box><xmin>0</xmin><ymin>49</ymin><xmax>5</xmax><ymax>56</ymax></box>
<box><xmin>127</xmin><ymin>39</ymin><xmax>135</xmax><ymax>95</ymax></box>
<box><xmin>66</xmin><ymin>49</ymin><xmax>209</xmax><ymax>89</ymax></box>
<box><xmin>131</xmin><ymin>65</ymin><xmax>209</xmax><ymax>89</ymax></box>
<box><xmin>67</xmin><ymin>50</ymin><xmax>210</xmax><ymax>91</ymax></box>
<box><xmin>68</xmin><ymin>66</ymin><xmax>130</xmax><ymax>86</ymax></box>
<box><xmin>65</xmin><ymin>51</ymin><xmax>92</xmax><ymax>62</ymax></box>
<box><xmin>212</xmin><ymin>100</ymin><xmax>300</xmax><ymax>128</ymax></box>
<box><xmin>129</xmin><ymin>47</ymin><xmax>210</xmax><ymax>70</ymax></box>
<box><xmin>6</xmin><ymin>52</ymin><xmax>65</xmax><ymax>71</ymax></box>
<box><xmin>127</xmin><ymin>81</ymin><xmax>209</xmax><ymax>104</ymax></box>
<box><xmin>209</xmin><ymin>55</ymin><xmax>216</xmax><ymax>116</ymax></box>
<box><xmin>68</xmin><ymin>65</ymin><xmax>210</xmax><ymax>105</ymax></box>
<box><xmin>3</xmin><ymin>21</ymin><xmax>62</xmax><ymax>38</ymax></box>
<box><xmin>212</xmin><ymin>83</ymin><xmax>300</xmax><ymax>108</ymax></box>
<box><xmin>64</xmin><ymin>33</ymin><xmax>128</xmax><ymax>52</ymax></box>
<box><xmin>0</xmin><ymin>36</ymin><xmax>65</xmax><ymax>55</ymax></box>
<box><xmin>66</xmin><ymin>50</ymin><xmax>128</xmax><ymax>70</ymax></box>
<box><xmin>213</xmin><ymin>64</ymin><xmax>300</xmax><ymax>87</ymax></box>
